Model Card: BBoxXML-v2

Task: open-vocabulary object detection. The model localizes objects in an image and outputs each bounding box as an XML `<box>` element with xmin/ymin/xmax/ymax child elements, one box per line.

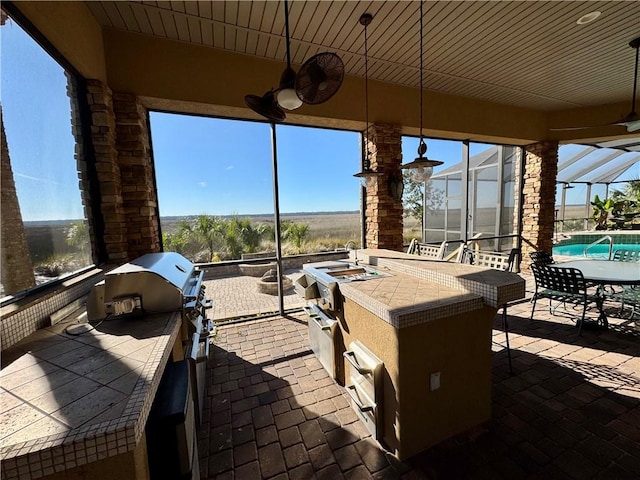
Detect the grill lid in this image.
<box><xmin>107</xmin><ymin>252</ymin><xmax>196</xmax><ymax>292</ymax></box>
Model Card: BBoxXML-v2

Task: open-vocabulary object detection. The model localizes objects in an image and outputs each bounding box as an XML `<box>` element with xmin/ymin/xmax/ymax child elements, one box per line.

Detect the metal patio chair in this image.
<box><xmin>407</xmin><ymin>239</ymin><xmax>446</xmax><ymax>260</ymax></box>
<box><xmin>530</xmin><ymin>263</ymin><xmax>604</xmax><ymax>335</ymax></box>
<box><xmin>613</xmin><ymin>248</ymin><xmax>640</xmax><ymax>263</ymax></box>
<box><xmin>529</xmin><ymin>250</ymin><xmax>555</xmax><ymax>266</ymax></box>
<box><xmin>461</xmin><ymin>248</ymin><xmax>520</xmax><ymax>374</ymax></box>
<box><xmin>608</xmin><ymin>248</ymin><xmax>640</xmax><ymax>317</ymax></box>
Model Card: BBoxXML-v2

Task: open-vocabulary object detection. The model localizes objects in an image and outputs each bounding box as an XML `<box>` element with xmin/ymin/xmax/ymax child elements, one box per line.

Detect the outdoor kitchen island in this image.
<box><xmin>304</xmin><ymin>248</ymin><xmax>525</xmax><ymax>461</ymax></box>
<box><xmin>0</xmin><ymin>310</ymin><xmax>184</xmax><ymax>480</ymax></box>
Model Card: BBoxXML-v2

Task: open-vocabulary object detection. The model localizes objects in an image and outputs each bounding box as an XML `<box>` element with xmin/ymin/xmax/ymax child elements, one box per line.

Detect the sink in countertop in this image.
<box><xmin>303</xmin><ymin>261</ymin><xmax>391</xmax><ymax>283</ymax></box>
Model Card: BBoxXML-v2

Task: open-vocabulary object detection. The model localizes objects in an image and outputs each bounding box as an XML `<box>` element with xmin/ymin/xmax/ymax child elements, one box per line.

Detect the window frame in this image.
<box><xmin>1</xmin><ymin>2</ymin><xmax>104</xmax><ymax>305</ymax></box>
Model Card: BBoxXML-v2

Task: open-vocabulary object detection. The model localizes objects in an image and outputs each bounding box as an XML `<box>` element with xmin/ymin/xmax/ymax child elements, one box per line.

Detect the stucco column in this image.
<box><xmin>365</xmin><ymin>123</ymin><xmax>404</xmax><ymax>251</ymax></box>
<box><xmin>1</xmin><ymin>107</ymin><xmax>36</xmax><ymax>294</ymax></box>
<box><xmin>520</xmin><ymin>141</ymin><xmax>558</xmax><ymax>271</ymax></box>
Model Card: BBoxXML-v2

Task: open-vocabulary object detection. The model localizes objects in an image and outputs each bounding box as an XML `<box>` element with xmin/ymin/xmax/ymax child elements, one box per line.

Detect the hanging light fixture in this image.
<box><xmin>402</xmin><ymin>1</ymin><xmax>443</xmax><ymax>183</ymax></box>
<box><xmin>354</xmin><ymin>13</ymin><xmax>383</xmax><ymax>188</ymax></box>
<box><xmin>276</xmin><ymin>0</ymin><xmax>303</xmax><ymax>110</ymax></box>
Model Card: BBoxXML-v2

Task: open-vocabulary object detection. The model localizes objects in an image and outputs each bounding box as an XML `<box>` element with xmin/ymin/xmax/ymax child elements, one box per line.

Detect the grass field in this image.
<box><xmin>160</xmin><ymin>211</ymin><xmax>423</xmax><ymax>252</ymax></box>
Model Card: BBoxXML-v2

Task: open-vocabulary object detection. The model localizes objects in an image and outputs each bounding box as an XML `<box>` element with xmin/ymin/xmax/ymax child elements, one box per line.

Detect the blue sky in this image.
<box><xmin>4</xmin><ymin>15</ymin><xmax>625</xmax><ymax>223</ymax></box>
<box><xmin>1</xmin><ymin>16</ymin><xmax>467</xmax><ymax>221</ymax></box>
<box><xmin>149</xmin><ymin>112</ymin><xmax>473</xmax><ymax>217</ymax></box>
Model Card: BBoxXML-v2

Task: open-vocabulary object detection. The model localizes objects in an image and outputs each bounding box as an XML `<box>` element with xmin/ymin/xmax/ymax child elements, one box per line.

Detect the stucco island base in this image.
<box><xmin>341</xmin><ymin>299</ymin><xmax>496</xmax><ymax>461</ymax></box>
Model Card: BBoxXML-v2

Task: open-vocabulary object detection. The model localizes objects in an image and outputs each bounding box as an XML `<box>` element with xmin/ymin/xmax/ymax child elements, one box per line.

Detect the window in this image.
<box><xmin>1</xmin><ymin>13</ymin><xmax>91</xmax><ymax>297</ymax></box>
<box><xmin>149</xmin><ymin>112</ymin><xmax>362</xmax><ymax>262</ymax></box>
<box><xmin>402</xmin><ymin>136</ymin><xmax>521</xmax><ymax>251</ymax></box>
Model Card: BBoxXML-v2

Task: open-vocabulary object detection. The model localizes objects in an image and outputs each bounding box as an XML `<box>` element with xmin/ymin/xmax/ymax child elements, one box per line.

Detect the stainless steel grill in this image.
<box><xmin>86</xmin><ymin>252</ymin><xmax>214</xmax><ymax>425</ymax></box>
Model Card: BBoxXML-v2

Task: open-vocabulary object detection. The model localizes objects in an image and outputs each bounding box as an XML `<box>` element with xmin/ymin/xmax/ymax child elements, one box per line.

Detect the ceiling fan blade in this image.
<box><xmin>551</xmin><ymin>112</ymin><xmax>640</xmax><ymax>132</ymax></box>
<box><xmin>244</xmin><ymin>91</ymin><xmax>286</xmax><ymax>122</ymax></box>
<box><xmin>549</xmin><ymin>124</ymin><xmax>608</xmax><ymax>131</ymax></box>
<box><xmin>614</xmin><ymin>111</ymin><xmax>640</xmax><ymax>132</ymax></box>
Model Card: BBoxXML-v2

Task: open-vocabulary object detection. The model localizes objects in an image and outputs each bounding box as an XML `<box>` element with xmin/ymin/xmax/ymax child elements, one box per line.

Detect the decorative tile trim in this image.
<box><xmin>555</xmin><ymin>232</ymin><xmax>640</xmax><ymax>247</ymax></box>
<box><xmin>0</xmin><ymin>313</ymin><xmax>181</xmax><ymax>480</ymax></box>
<box><xmin>1</xmin><ymin>270</ymin><xmax>104</xmax><ymax>351</ymax></box>
<box><xmin>342</xmin><ymin>284</ymin><xmax>483</xmax><ymax>328</ymax></box>
<box><xmin>339</xmin><ymin>250</ymin><xmax>525</xmax><ymax>327</ymax></box>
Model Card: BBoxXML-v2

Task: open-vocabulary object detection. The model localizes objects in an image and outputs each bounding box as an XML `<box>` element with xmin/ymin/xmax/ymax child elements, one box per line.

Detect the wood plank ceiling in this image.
<box><xmin>86</xmin><ymin>1</ymin><xmax>640</xmax><ymax>113</ymax></box>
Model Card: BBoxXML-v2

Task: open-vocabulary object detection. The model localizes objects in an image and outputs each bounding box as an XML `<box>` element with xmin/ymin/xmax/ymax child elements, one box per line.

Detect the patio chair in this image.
<box><xmin>613</xmin><ymin>248</ymin><xmax>640</xmax><ymax>262</ymax></box>
<box><xmin>530</xmin><ymin>263</ymin><xmax>604</xmax><ymax>335</ymax></box>
<box><xmin>608</xmin><ymin>287</ymin><xmax>640</xmax><ymax>319</ymax></box>
<box><xmin>608</xmin><ymin>248</ymin><xmax>640</xmax><ymax>317</ymax></box>
<box><xmin>461</xmin><ymin>248</ymin><xmax>521</xmax><ymax>374</ymax></box>
<box><xmin>529</xmin><ymin>250</ymin><xmax>555</xmax><ymax>265</ymax></box>
<box><xmin>407</xmin><ymin>240</ymin><xmax>446</xmax><ymax>260</ymax></box>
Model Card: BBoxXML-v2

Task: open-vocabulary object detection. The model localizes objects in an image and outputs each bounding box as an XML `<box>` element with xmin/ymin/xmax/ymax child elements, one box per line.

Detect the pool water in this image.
<box><xmin>553</xmin><ymin>243</ymin><xmax>640</xmax><ymax>258</ymax></box>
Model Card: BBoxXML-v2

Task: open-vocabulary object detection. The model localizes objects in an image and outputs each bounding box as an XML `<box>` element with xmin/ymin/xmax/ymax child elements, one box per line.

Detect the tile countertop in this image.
<box><xmin>0</xmin><ymin>308</ymin><xmax>181</xmax><ymax>480</ymax></box>
<box><xmin>339</xmin><ymin>249</ymin><xmax>526</xmax><ymax>329</ymax></box>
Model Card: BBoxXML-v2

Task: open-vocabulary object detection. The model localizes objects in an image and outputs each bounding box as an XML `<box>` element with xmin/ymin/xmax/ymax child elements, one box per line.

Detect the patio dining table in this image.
<box><xmin>555</xmin><ymin>259</ymin><xmax>640</xmax><ymax>328</ymax></box>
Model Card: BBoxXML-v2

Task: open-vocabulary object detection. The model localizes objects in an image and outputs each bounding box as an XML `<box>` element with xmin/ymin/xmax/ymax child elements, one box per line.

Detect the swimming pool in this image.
<box><xmin>552</xmin><ymin>243</ymin><xmax>640</xmax><ymax>258</ymax></box>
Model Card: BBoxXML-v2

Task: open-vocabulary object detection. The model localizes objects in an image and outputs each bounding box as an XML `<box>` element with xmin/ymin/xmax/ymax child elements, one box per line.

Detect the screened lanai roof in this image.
<box><xmin>556</xmin><ymin>142</ymin><xmax>639</xmax><ymax>185</ymax></box>
<box><xmin>432</xmin><ymin>142</ymin><xmax>639</xmax><ymax>185</ymax></box>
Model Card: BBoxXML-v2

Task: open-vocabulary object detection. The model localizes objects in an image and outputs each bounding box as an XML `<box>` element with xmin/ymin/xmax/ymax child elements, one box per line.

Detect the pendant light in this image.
<box><xmin>354</xmin><ymin>13</ymin><xmax>383</xmax><ymax>188</ymax></box>
<box><xmin>402</xmin><ymin>1</ymin><xmax>443</xmax><ymax>183</ymax></box>
<box><xmin>276</xmin><ymin>0</ymin><xmax>303</xmax><ymax>110</ymax></box>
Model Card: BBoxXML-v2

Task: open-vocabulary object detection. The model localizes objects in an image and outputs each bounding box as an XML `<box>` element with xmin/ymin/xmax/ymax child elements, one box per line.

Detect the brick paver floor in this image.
<box><xmin>204</xmin><ymin>269</ymin><xmax>306</xmax><ymax>321</ymax></box>
<box><xmin>197</xmin><ymin>294</ymin><xmax>640</xmax><ymax>479</ymax></box>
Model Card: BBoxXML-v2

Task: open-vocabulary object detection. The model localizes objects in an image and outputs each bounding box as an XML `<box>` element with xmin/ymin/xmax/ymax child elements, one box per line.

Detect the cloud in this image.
<box><xmin>14</xmin><ymin>173</ymin><xmax>61</xmax><ymax>185</ymax></box>
<box><xmin>226</xmin><ymin>165</ymin><xmax>234</xmax><ymax>171</ymax></box>
<box><xmin>197</xmin><ymin>181</ymin><xmax>207</xmax><ymax>188</ymax></box>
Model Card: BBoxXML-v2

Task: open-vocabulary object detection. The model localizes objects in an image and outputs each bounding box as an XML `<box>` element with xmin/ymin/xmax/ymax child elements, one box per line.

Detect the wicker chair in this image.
<box><xmin>530</xmin><ymin>264</ymin><xmax>604</xmax><ymax>335</ymax></box>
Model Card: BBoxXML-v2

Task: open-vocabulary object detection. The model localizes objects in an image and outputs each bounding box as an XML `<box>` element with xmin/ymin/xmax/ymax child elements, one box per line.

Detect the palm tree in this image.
<box><xmin>236</xmin><ymin>218</ymin><xmax>269</xmax><ymax>253</ymax></box>
<box><xmin>179</xmin><ymin>215</ymin><xmax>225</xmax><ymax>261</ymax></box>
<box><xmin>283</xmin><ymin>222</ymin><xmax>309</xmax><ymax>253</ymax></box>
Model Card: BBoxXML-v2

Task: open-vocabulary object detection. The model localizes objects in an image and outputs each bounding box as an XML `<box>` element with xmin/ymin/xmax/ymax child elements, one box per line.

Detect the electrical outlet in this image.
<box><xmin>430</xmin><ymin>372</ymin><xmax>441</xmax><ymax>391</ymax></box>
<box><xmin>105</xmin><ymin>296</ymin><xmax>142</xmax><ymax>316</ymax></box>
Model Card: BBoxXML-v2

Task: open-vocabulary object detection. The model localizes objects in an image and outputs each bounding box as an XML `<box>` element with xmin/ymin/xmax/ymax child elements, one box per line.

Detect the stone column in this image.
<box><xmin>520</xmin><ymin>141</ymin><xmax>558</xmax><ymax>271</ymax></box>
<box><xmin>86</xmin><ymin>80</ymin><xmax>129</xmax><ymax>264</ymax></box>
<box><xmin>365</xmin><ymin>123</ymin><xmax>404</xmax><ymax>251</ymax></box>
<box><xmin>68</xmin><ymin>75</ymin><xmax>100</xmax><ymax>264</ymax></box>
<box><xmin>113</xmin><ymin>93</ymin><xmax>161</xmax><ymax>259</ymax></box>
<box><xmin>0</xmin><ymin>107</ymin><xmax>36</xmax><ymax>294</ymax></box>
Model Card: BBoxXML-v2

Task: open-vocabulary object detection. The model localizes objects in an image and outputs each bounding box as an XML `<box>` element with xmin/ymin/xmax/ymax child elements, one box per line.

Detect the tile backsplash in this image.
<box><xmin>1</xmin><ymin>271</ymin><xmax>103</xmax><ymax>352</ymax></box>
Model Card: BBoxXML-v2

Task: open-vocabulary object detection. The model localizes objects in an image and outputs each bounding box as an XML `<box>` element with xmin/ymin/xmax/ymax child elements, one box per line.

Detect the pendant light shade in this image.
<box><xmin>353</xmin><ymin>13</ymin><xmax>382</xmax><ymax>187</ymax></box>
<box><xmin>402</xmin><ymin>1</ymin><xmax>443</xmax><ymax>182</ymax></box>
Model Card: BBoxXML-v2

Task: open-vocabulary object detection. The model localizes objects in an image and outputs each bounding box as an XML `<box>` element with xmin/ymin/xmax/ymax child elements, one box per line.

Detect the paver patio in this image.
<box><xmin>197</xmin><ymin>284</ymin><xmax>640</xmax><ymax>479</ymax></box>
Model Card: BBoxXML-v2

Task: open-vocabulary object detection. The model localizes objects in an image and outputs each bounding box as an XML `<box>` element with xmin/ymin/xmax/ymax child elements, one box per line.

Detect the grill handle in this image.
<box><xmin>343</xmin><ymin>351</ymin><xmax>373</xmax><ymax>375</ymax></box>
<box><xmin>190</xmin><ymin>332</ymin><xmax>210</xmax><ymax>364</ymax></box>
<box><xmin>346</xmin><ymin>385</ymin><xmax>374</xmax><ymax>412</ymax></box>
<box><xmin>303</xmin><ymin>304</ymin><xmax>333</xmax><ymax>331</ymax></box>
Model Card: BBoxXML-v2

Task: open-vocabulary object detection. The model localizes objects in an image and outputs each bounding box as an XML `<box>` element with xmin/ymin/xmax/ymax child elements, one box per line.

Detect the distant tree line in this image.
<box><xmin>163</xmin><ymin>215</ymin><xmax>312</xmax><ymax>262</ymax></box>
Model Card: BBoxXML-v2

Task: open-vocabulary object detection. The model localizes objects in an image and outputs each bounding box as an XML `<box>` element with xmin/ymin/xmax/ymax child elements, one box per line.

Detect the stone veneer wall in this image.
<box><xmin>86</xmin><ymin>80</ymin><xmax>128</xmax><ymax>264</ymax></box>
<box><xmin>0</xmin><ymin>107</ymin><xmax>36</xmax><ymax>294</ymax></box>
<box><xmin>68</xmin><ymin>74</ymin><xmax>102</xmax><ymax>265</ymax></box>
<box><xmin>113</xmin><ymin>94</ymin><xmax>160</xmax><ymax>259</ymax></box>
<box><xmin>365</xmin><ymin>123</ymin><xmax>404</xmax><ymax>251</ymax></box>
<box><xmin>84</xmin><ymin>81</ymin><xmax>160</xmax><ymax>263</ymax></box>
<box><xmin>520</xmin><ymin>141</ymin><xmax>558</xmax><ymax>270</ymax></box>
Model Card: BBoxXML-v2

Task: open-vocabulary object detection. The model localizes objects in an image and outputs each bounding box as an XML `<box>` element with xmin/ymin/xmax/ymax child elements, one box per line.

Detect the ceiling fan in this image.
<box><xmin>244</xmin><ymin>0</ymin><xmax>344</xmax><ymax>122</ymax></box>
<box><xmin>552</xmin><ymin>36</ymin><xmax>640</xmax><ymax>133</ymax></box>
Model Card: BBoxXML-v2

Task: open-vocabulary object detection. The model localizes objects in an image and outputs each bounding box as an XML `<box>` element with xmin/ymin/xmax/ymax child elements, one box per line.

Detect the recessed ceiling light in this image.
<box><xmin>576</xmin><ymin>11</ymin><xmax>601</xmax><ymax>25</ymax></box>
